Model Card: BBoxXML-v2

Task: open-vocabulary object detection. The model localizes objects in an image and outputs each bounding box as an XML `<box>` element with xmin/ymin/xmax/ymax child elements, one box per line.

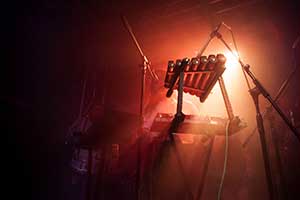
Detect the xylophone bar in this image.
<box><xmin>164</xmin><ymin>54</ymin><xmax>226</xmax><ymax>102</ymax></box>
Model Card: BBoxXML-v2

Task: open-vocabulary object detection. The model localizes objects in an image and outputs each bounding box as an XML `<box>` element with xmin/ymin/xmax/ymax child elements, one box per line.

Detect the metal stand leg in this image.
<box><xmin>136</xmin><ymin>63</ymin><xmax>146</xmax><ymax>200</ymax></box>
<box><xmin>94</xmin><ymin>146</ymin><xmax>107</xmax><ymax>200</ymax></box>
<box><xmin>272</xmin><ymin>132</ymin><xmax>288</xmax><ymax>200</ymax></box>
<box><xmin>86</xmin><ymin>148</ymin><xmax>93</xmax><ymax>200</ymax></box>
<box><xmin>136</xmin><ymin>135</ymin><xmax>143</xmax><ymax>200</ymax></box>
<box><xmin>196</xmin><ymin>136</ymin><xmax>215</xmax><ymax>200</ymax></box>
<box><xmin>267</xmin><ymin>109</ymin><xmax>288</xmax><ymax>200</ymax></box>
<box><xmin>122</xmin><ymin>15</ymin><xmax>158</xmax><ymax>200</ymax></box>
<box><xmin>149</xmin><ymin>134</ymin><xmax>194</xmax><ymax>200</ymax></box>
<box><xmin>250</xmin><ymin>87</ymin><xmax>275</xmax><ymax>200</ymax></box>
<box><xmin>171</xmin><ymin>140</ymin><xmax>194</xmax><ymax>200</ymax></box>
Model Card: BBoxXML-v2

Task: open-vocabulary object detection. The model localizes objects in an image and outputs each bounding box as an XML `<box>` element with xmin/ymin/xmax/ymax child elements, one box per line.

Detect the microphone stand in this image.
<box><xmin>213</xmin><ymin>28</ymin><xmax>299</xmax><ymax>139</ymax></box>
<box><xmin>121</xmin><ymin>15</ymin><xmax>158</xmax><ymax>200</ymax></box>
<box><xmin>243</xmin><ymin>35</ymin><xmax>300</xmax><ymax>147</ymax></box>
<box><xmin>196</xmin><ymin>23</ymin><xmax>299</xmax><ymax>199</ymax></box>
<box><xmin>242</xmin><ymin>64</ymin><xmax>299</xmax><ymax>139</ymax></box>
<box><xmin>197</xmin><ymin>22</ymin><xmax>223</xmax><ymax>57</ymax></box>
<box><xmin>214</xmin><ymin>28</ymin><xmax>299</xmax><ymax>200</ymax></box>
<box><xmin>241</xmin><ymin>36</ymin><xmax>299</xmax><ymax>199</ymax></box>
<box><xmin>215</xmin><ymin>31</ymin><xmax>277</xmax><ymax>200</ymax></box>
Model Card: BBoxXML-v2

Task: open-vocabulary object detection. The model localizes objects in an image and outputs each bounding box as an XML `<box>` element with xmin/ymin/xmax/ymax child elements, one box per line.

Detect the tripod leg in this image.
<box><xmin>256</xmin><ymin>113</ymin><xmax>275</xmax><ymax>200</ymax></box>
<box><xmin>270</xmin><ymin>128</ymin><xmax>288</xmax><ymax>199</ymax></box>
<box><xmin>250</xmin><ymin>87</ymin><xmax>275</xmax><ymax>200</ymax></box>
<box><xmin>196</xmin><ymin>136</ymin><xmax>215</xmax><ymax>200</ymax></box>
<box><xmin>171</xmin><ymin>140</ymin><xmax>194</xmax><ymax>200</ymax></box>
<box><xmin>86</xmin><ymin>148</ymin><xmax>93</xmax><ymax>200</ymax></box>
<box><xmin>93</xmin><ymin>146</ymin><xmax>107</xmax><ymax>200</ymax></box>
<box><xmin>136</xmin><ymin>135</ymin><xmax>144</xmax><ymax>200</ymax></box>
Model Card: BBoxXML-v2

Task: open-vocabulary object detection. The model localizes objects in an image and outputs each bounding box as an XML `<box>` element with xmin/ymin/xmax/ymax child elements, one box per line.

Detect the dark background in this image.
<box><xmin>4</xmin><ymin>0</ymin><xmax>300</xmax><ymax>199</ymax></box>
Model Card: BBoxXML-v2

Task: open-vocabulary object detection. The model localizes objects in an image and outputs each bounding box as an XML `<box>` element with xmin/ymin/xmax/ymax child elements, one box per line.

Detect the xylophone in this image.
<box><xmin>164</xmin><ymin>54</ymin><xmax>226</xmax><ymax>102</ymax></box>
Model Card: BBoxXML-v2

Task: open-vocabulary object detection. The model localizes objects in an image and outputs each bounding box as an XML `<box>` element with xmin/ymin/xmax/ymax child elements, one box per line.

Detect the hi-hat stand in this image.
<box><xmin>121</xmin><ymin>15</ymin><xmax>158</xmax><ymax>200</ymax></box>
<box><xmin>202</xmin><ymin>23</ymin><xmax>299</xmax><ymax>200</ymax></box>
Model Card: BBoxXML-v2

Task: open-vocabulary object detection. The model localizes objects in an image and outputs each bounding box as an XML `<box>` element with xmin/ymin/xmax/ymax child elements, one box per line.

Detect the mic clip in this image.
<box><xmin>210</xmin><ymin>22</ymin><xmax>223</xmax><ymax>39</ymax></box>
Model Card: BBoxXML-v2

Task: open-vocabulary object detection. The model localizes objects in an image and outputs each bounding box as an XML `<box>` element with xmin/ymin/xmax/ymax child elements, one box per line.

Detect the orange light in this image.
<box><xmin>174</xmin><ymin>133</ymin><xmax>195</xmax><ymax>144</ymax></box>
<box><xmin>224</xmin><ymin>50</ymin><xmax>239</xmax><ymax>70</ymax></box>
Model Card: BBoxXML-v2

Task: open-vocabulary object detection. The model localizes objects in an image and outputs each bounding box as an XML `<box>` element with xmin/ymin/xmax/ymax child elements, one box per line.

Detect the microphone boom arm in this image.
<box><xmin>121</xmin><ymin>15</ymin><xmax>158</xmax><ymax>80</ymax></box>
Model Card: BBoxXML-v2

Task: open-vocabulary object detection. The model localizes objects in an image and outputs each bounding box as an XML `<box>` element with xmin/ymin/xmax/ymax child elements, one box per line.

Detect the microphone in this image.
<box><xmin>143</xmin><ymin>55</ymin><xmax>159</xmax><ymax>80</ymax></box>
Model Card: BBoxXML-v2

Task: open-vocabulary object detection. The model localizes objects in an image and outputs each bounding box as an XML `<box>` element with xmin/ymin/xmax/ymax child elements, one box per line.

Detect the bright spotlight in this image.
<box><xmin>224</xmin><ymin>51</ymin><xmax>239</xmax><ymax>69</ymax></box>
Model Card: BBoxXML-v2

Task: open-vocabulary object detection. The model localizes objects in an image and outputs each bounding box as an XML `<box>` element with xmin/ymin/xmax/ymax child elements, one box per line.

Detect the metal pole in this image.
<box><xmin>196</xmin><ymin>136</ymin><xmax>215</xmax><ymax>200</ymax></box>
<box><xmin>121</xmin><ymin>15</ymin><xmax>159</xmax><ymax>199</ymax></box>
<box><xmin>243</xmin><ymin>66</ymin><xmax>299</xmax><ymax>140</ymax></box>
<box><xmin>249</xmin><ymin>87</ymin><xmax>275</xmax><ymax>200</ymax></box>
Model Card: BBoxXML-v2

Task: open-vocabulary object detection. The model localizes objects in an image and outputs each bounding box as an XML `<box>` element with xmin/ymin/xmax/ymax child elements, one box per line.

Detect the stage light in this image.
<box><xmin>224</xmin><ymin>50</ymin><xmax>239</xmax><ymax>69</ymax></box>
<box><xmin>223</xmin><ymin>50</ymin><xmax>241</xmax><ymax>86</ymax></box>
<box><xmin>174</xmin><ymin>133</ymin><xmax>195</xmax><ymax>144</ymax></box>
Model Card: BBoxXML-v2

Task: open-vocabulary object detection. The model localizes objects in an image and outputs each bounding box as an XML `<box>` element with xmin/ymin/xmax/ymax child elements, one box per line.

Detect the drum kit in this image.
<box><xmin>66</xmin><ymin>16</ymin><xmax>299</xmax><ymax>200</ymax></box>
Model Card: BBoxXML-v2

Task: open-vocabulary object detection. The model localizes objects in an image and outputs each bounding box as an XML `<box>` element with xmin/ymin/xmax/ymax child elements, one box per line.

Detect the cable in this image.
<box><xmin>217</xmin><ymin>119</ymin><xmax>231</xmax><ymax>200</ymax></box>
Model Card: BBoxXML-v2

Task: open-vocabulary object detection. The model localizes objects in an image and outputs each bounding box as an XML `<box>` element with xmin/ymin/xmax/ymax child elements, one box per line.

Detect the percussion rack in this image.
<box><xmin>163</xmin><ymin>51</ymin><xmax>241</xmax><ymax>199</ymax></box>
